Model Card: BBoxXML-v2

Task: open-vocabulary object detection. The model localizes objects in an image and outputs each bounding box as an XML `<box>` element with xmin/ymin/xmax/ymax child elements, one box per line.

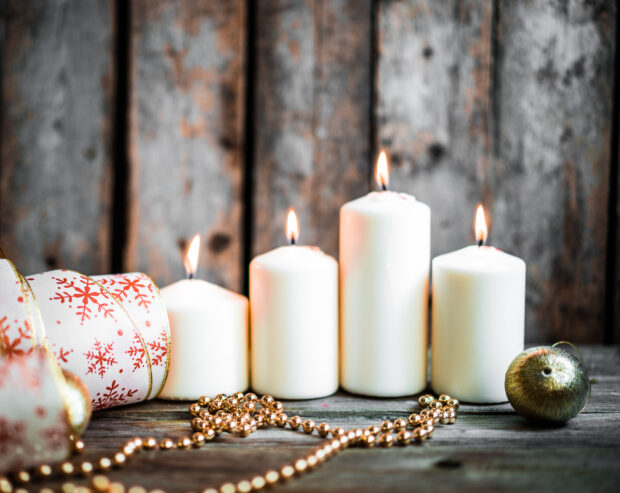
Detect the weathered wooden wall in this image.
<box><xmin>0</xmin><ymin>0</ymin><xmax>618</xmax><ymax>343</ymax></box>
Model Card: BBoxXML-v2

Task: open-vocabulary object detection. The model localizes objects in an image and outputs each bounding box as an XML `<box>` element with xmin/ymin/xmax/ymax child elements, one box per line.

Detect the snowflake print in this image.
<box><xmin>92</xmin><ymin>380</ymin><xmax>138</xmax><ymax>410</ymax></box>
<box><xmin>50</xmin><ymin>275</ymin><xmax>115</xmax><ymax>324</ymax></box>
<box><xmin>84</xmin><ymin>339</ymin><xmax>117</xmax><ymax>378</ymax></box>
<box><xmin>54</xmin><ymin>346</ymin><xmax>73</xmax><ymax>364</ymax></box>
<box><xmin>98</xmin><ymin>274</ymin><xmax>152</xmax><ymax>311</ymax></box>
<box><xmin>0</xmin><ymin>316</ymin><xmax>33</xmax><ymax>358</ymax></box>
<box><xmin>125</xmin><ymin>332</ymin><xmax>147</xmax><ymax>371</ymax></box>
<box><xmin>39</xmin><ymin>411</ymin><xmax>69</xmax><ymax>452</ymax></box>
<box><xmin>147</xmin><ymin>329</ymin><xmax>168</xmax><ymax>367</ymax></box>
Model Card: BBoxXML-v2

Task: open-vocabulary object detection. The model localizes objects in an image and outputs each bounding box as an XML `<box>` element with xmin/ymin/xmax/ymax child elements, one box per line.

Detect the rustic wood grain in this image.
<box><xmin>496</xmin><ymin>0</ymin><xmax>615</xmax><ymax>343</ymax></box>
<box><xmin>127</xmin><ymin>0</ymin><xmax>246</xmax><ymax>290</ymax></box>
<box><xmin>35</xmin><ymin>346</ymin><xmax>620</xmax><ymax>492</ymax></box>
<box><xmin>0</xmin><ymin>0</ymin><xmax>115</xmax><ymax>275</ymax></box>
<box><xmin>252</xmin><ymin>0</ymin><xmax>372</xmax><ymax>258</ymax></box>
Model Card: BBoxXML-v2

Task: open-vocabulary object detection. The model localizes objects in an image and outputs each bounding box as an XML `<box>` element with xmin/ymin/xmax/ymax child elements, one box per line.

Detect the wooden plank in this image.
<box><xmin>127</xmin><ymin>0</ymin><xmax>246</xmax><ymax>290</ymax></box>
<box><xmin>496</xmin><ymin>0</ymin><xmax>615</xmax><ymax>342</ymax></box>
<box><xmin>0</xmin><ymin>0</ymin><xmax>115</xmax><ymax>275</ymax></box>
<box><xmin>35</xmin><ymin>345</ymin><xmax>620</xmax><ymax>492</ymax></box>
<box><xmin>252</xmin><ymin>0</ymin><xmax>372</xmax><ymax>258</ymax></box>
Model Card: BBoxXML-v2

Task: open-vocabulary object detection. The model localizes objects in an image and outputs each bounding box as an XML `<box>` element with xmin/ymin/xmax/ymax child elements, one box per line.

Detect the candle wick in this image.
<box><xmin>381</xmin><ymin>183</ymin><xmax>387</xmax><ymax>192</ymax></box>
<box><xmin>290</xmin><ymin>237</ymin><xmax>296</xmax><ymax>246</ymax></box>
<box><xmin>187</xmin><ymin>272</ymin><xmax>194</xmax><ymax>280</ymax></box>
<box><xmin>477</xmin><ymin>239</ymin><xmax>484</xmax><ymax>247</ymax></box>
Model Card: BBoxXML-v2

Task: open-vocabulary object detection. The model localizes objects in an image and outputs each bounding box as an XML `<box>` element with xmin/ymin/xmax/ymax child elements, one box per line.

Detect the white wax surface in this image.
<box><xmin>340</xmin><ymin>191</ymin><xmax>430</xmax><ymax>397</ymax></box>
<box><xmin>159</xmin><ymin>279</ymin><xmax>248</xmax><ymax>399</ymax></box>
<box><xmin>431</xmin><ymin>245</ymin><xmax>526</xmax><ymax>403</ymax></box>
<box><xmin>250</xmin><ymin>245</ymin><xmax>338</xmax><ymax>399</ymax></box>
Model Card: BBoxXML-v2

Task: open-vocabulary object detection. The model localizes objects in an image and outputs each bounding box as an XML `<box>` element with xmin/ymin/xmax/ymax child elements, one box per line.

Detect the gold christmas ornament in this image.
<box><xmin>505</xmin><ymin>343</ymin><xmax>590</xmax><ymax>423</ymax></box>
<box><xmin>60</xmin><ymin>369</ymin><xmax>92</xmax><ymax>437</ymax></box>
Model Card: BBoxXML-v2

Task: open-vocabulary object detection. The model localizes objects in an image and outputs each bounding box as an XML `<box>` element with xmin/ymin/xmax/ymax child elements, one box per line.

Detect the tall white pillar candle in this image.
<box><xmin>250</xmin><ymin>210</ymin><xmax>338</xmax><ymax>399</ymax></box>
<box><xmin>340</xmin><ymin>151</ymin><xmax>431</xmax><ymax>397</ymax></box>
<box><xmin>160</xmin><ymin>235</ymin><xmax>248</xmax><ymax>399</ymax></box>
<box><xmin>431</xmin><ymin>205</ymin><xmax>526</xmax><ymax>403</ymax></box>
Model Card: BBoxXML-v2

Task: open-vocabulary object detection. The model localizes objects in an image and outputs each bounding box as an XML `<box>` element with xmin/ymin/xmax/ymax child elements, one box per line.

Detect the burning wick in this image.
<box><xmin>475</xmin><ymin>204</ymin><xmax>488</xmax><ymax>247</ymax></box>
<box><xmin>286</xmin><ymin>209</ymin><xmax>299</xmax><ymax>246</ymax></box>
<box><xmin>184</xmin><ymin>234</ymin><xmax>201</xmax><ymax>280</ymax></box>
<box><xmin>376</xmin><ymin>150</ymin><xmax>389</xmax><ymax>192</ymax></box>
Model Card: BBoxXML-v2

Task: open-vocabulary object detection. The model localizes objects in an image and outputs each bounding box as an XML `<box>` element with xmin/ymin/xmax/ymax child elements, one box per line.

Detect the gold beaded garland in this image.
<box><xmin>1</xmin><ymin>391</ymin><xmax>458</xmax><ymax>493</ymax></box>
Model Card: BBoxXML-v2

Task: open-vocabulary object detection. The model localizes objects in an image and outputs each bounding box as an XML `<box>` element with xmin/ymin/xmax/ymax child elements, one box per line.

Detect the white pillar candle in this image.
<box><xmin>431</xmin><ymin>205</ymin><xmax>526</xmax><ymax>403</ymax></box>
<box><xmin>340</xmin><ymin>151</ymin><xmax>430</xmax><ymax>397</ymax></box>
<box><xmin>159</xmin><ymin>235</ymin><xmax>248</xmax><ymax>399</ymax></box>
<box><xmin>250</xmin><ymin>210</ymin><xmax>338</xmax><ymax>399</ymax></box>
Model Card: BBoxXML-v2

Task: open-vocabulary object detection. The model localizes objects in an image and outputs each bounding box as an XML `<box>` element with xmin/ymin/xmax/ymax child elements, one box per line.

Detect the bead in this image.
<box><xmin>393</xmin><ymin>418</ymin><xmax>407</xmax><ymax>430</ymax></box>
<box><xmin>330</xmin><ymin>438</ymin><xmax>341</xmax><ymax>452</ymax></box>
<box><xmin>143</xmin><ymin>437</ymin><xmax>157</xmax><ymax>450</ymax></box>
<box><xmin>255</xmin><ymin>415</ymin><xmax>265</xmax><ymax>428</ymax></box>
<box><xmin>322</xmin><ymin>444</ymin><xmax>333</xmax><ymax>456</ymax></box>
<box><xmin>440</xmin><ymin>411</ymin><xmax>450</xmax><ymax>424</ymax></box>
<box><xmin>232</xmin><ymin>391</ymin><xmax>245</xmax><ymax>400</ymax></box>
<box><xmin>244</xmin><ymin>393</ymin><xmax>258</xmax><ymax>402</ymax></box>
<box><xmin>60</xmin><ymin>462</ymin><xmax>75</xmax><ymax>476</ymax></box>
<box><xmin>264</xmin><ymin>471</ymin><xmax>279</xmax><ymax>485</ymax></box>
<box><xmin>276</xmin><ymin>413</ymin><xmax>288</xmax><ymax>428</ymax></box>
<box><xmin>123</xmin><ymin>442</ymin><xmax>136</xmax><ymax>456</ymax></box>
<box><xmin>198</xmin><ymin>395</ymin><xmax>211</xmax><ymax>406</ymax></box>
<box><xmin>378</xmin><ymin>433</ymin><xmax>394</xmax><ymax>448</ymax></box>
<box><xmin>98</xmin><ymin>458</ymin><xmax>112</xmax><ymax>471</ymax></box>
<box><xmin>199</xmin><ymin>410</ymin><xmax>211</xmax><ymax>420</ymax></box>
<box><xmin>353</xmin><ymin>428</ymin><xmax>364</xmax><ymax>442</ymax></box>
<box><xmin>15</xmin><ymin>489</ymin><xmax>27</xmax><ymax>493</ymax></box>
<box><xmin>367</xmin><ymin>425</ymin><xmax>380</xmax><ymax>435</ymax></box>
<box><xmin>338</xmin><ymin>435</ymin><xmax>349</xmax><ymax>448</ymax></box>
<box><xmin>251</xmin><ymin>476</ymin><xmax>266</xmax><ymax>490</ymax></box>
<box><xmin>73</xmin><ymin>439</ymin><xmax>86</xmax><ymax>453</ymax></box>
<box><xmin>13</xmin><ymin>472</ymin><xmax>30</xmax><ymax>483</ymax></box>
<box><xmin>203</xmin><ymin>489</ymin><xmax>218</xmax><ymax>493</ymax></box>
<box><xmin>449</xmin><ymin>415</ymin><xmax>457</xmax><ymax>424</ymax></box>
<box><xmin>0</xmin><ymin>477</ymin><xmax>11</xmax><ymax>493</ymax></box>
<box><xmin>266</xmin><ymin>413</ymin><xmax>278</xmax><ymax>426</ymax></box>
<box><xmin>423</xmin><ymin>424</ymin><xmax>434</xmax><ymax>437</ymax></box>
<box><xmin>302</xmin><ymin>420</ymin><xmax>315</xmax><ymax>434</ymax></box>
<box><xmin>260</xmin><ymin>395</ymin><xmax>274</xmax><ymax>407</ymax></box>
<box><xmin>363</xmin><ymin>434</ymin><xmax>376</xmax><ymax>448</ymax></box>
<box><xmin>41</xmin><ymin>488</ymin><xmax>55</xmax><ymax>493</ymax></box>
<box><xmin>220</xmin><ymin>483</ymin><xmax>235</xmax><ymax>493</ymax></box>
<box><xmin>150</xmin><ymin>490</ymin><xmax>166</xmax><ymax>493</ymax></box>
<box><xmin>397</xmin><ymin>430</ymin><xmax>413</xmax><ymax>445</ymax></box>
<box><xmin>381</xmin><ymin>420</ymin><xmax>394</xmax><ymax>432</ymax></box>
<box><xmin>189</xmin><ymin>403</ymin><xmax>201</xmax><ymax>416</ymax></box>
<box><xmin>346</xmin><ymin>430</ymin><xmax>356</xmax><ymax>441</ymax></box>
<box><xmin>408</xmin><ymin>414</ymin><xmax>421</xmax><ymax>427</ymax></box>
<box><xmin>280</xmin><ymin>465</ymin><xmax>295</xmax><ymax>480</ymax></box>
<box><xmin>177</xmin><ymin>436</ymin><xmax>192</xmax><ymax>449</ymax></box>
<box><xmin>128</xmin><ymin>487</ymin><xmax>147</xmax><ymax>493</ymax></box>
<box><xmin>204</xmin><ymin>429</ymin><xmax>216</xmax><ymax>441</ymax></box>
<box><xmin>75</xmin><ymin>487</ymin><xmax>90</xmax><ymax>493</ymax></box>
<box><xmin>132</xmin><ymin>437</ymin><xmax>143</xmax><ymax>450</ymax></box>
<box><xmin>418</xmin><ymin>394</ymin><xmax>435</xmax><ymax>406</ymax></box>
<box><xmin>306</xmin><ymin>455</ymin><xmax>318</xmax><ymax>468</ymax></box>
<box><xmin>317</xmin><ymin>423</ymin><xmax>330</xmax><ymax>437</ymax></box>
<box><xmin>237</xmin><ymin>480</ymin><xmax>252</xmax><ymax>493</ymax></box>
<box><xmin>109</xmin><ymin>482</ymin><xmax>125</xmax><ymax>493</ymax></box>
<box><xmin>331</xmin><ymin>426</ymin><xmax>345</xmax><ymax>437</ymax></box>
<box><xmin>80</xmin><ymin>462</ymin><xmax>94</xmax><ymax>475</ymax></box>
<box><xmin>61</xmin><ymin>484</ymin><xmax>76</xmax><ymax>493</ymax></box>
<box><xmin>113</xmin><ymin>452</ymin><xmax>127</xmax><ymax>465</ymax></box>
<box><xmin>92</xmin><ymin>475</ymin><xmax>110</xmax><ymax>492</ymax></box>
<box><xmin>209</xmin><ymin>401</ymin><xmax>223</xmax><ymax>412</ymax></box>
<box><xmin>215</xmin><ymin>393</ymin><xmax>227</xmax><ymax>401</ymax></box>
<box><xmin>37</xmin><ymin>464</ymin><xmax>53</xmax><ymax>478</ymax></box>
<box><xmin>271</xmin><ymin>401</ymin><xmax>284</xmax><ymax>412</ymax></box>
<box><xmin>315</xmin><ymin>449</ymin><xmax>326</xmax><ymax>462</ymax></box>
<box><xmin>159</xmin><ymin>438</ymin><xmax>174</xmax><ymax>450</ymax></box>
<box><xmin>294</xmin><ymin>459</ymin><xmax>307</xmax><ymax>473</ymax></box>
<box><xmin>430</xmin><ymin>400</ymin><xmax>443</xmax><ymax>410</ymax></box>
<box><xmin>438</xmin><ymin>393</ymin><xmax>451</xmax><ymax>402</ymax></box>
<box><xmin>413</xmin><ymin>427</ymin><xmax>427</xmax><ymax>443</ymax></box>
<box><xmin>242</xmin><ymin>401</ymin><xmax>256</xmax><ymax>412</ymax></box>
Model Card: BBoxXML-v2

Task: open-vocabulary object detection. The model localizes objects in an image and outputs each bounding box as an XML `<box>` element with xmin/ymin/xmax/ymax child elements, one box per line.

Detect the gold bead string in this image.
<box><xmin>0</xmin><ymin>392</ymin><xmax>459</xmax><ymax>493</ymax></box>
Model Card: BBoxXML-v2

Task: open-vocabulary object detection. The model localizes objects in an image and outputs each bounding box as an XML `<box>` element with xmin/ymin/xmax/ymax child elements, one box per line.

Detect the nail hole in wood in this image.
<box><xmin>435</xmin><ymin>459</ymin><xmax>462</xmax><ymax>469</ymax></box>
<box><xmin>208</xmin><ymin>233</ymin><xmax>231</xmax><ymax>254</ymax></box>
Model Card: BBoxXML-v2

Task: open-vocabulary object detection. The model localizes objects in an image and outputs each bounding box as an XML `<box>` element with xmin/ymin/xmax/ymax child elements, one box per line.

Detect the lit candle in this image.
<box><xmin>159</xmin><ymin>234</ymin><xmax>249</xmax><ymax>399</ymax></box>
<box><xmin>431</xmin><ymin>205</ymin><xmax>526</xmax><ymax>403</ymax></box>
<box><xmin>340</xmin><ymin>151</ymin><xmax>431</xmax><ymax>397</ymax></box>
<box><xmin>250</xmin><ymin>209</ymin><xmax>338</xmax><ymax>399</ymax></box>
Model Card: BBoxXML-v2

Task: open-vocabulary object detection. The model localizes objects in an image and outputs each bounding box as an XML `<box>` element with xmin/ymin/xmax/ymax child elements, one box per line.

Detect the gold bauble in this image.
<box><xmin>505</xmin><ymin>345</ymin><xmax>589</xmax><ymax>424</ymax></box>
<box><xmin>61</xmin><ymin>369</ymin><xmax>92</xmax><ymax>436</ymax></box>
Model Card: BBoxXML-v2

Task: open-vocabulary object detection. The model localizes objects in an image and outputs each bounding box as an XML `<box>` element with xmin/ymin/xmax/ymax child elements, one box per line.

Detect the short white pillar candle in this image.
<box><xmin>250</xmin><ymin>210</ymin><xmax>338</xmax><ymax>399</ymax></box>
<box><xmin>159</xmin><ymin>235</ymin><xmax>248</xmax><ymax>399</ymax></box>
<box><xmin>340</xmin><ymin>151</ymin><xmax>431</xmax><ymax>397</ymax></box>
<box><xmin>431</xmin><ymin>205</ymin><xmax>526</xmax><ymax>403</ymax></box>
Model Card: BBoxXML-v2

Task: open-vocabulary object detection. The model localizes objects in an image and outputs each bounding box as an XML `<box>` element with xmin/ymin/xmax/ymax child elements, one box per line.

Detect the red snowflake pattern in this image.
<box><xmin>84</xmin><ymin>339</ymin><xmax>117</xmax><ymax>378</ymax></box>
<box><xmin>125</xmin><ymin>332</ymin><xmax>147</xmax><ymax>371</ymax></box>
<box><xmin>147</xmin><ymin>329</ymin><xmax>168</xmax><ymax>367</ymax></box>
<box><xmin>54</xmin><ymin>346</ymin><xmax>73</xmax><ymax>364</ymax></box>
<box><xmin>0</xmin><ymin>416</ymin><xmax>32</xmax><ymax>470</ymax></box>
<box><xmin>0</xmin><ymin>316</ymin><xmax>33</xmax><ymax>357</ymax></box>
<box><xmin>92</xmin><ymin>380</ymin><xmax>138</xmax><ymax>410</ymax></box>
<box><xmin>50</xmin><ymin>275</ymin><xmax>115</xmax><ymax>324</ymax></box>
<box><xmin>39</xmin><ymin>411</ymin><xmax>69</xmax><ymax>452</ymax></box>
<box><xmin>98</xmin><ymin>274</ymin><xmax>153</xmax><ymax>311</ymax></box>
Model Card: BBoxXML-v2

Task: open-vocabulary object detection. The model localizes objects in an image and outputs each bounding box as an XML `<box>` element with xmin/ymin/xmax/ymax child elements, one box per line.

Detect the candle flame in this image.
<box><xmin>286</xmin><ymin>209</ymin><xmax>299</xmax><ymax>244</ymax></box>
<box><xmin>375</xmin><ymin>150</ymin><xmax>389</xmax><ymax>190</ymax></box>
<box><xmin>475</xmin><ymin>204</ymin><xmax>488</xmax><ymax>246</ymax></box>
<box><xmin>184</xmin><ymin>234</ymin><xmax>201</xmax><ymax>279</ymax></box>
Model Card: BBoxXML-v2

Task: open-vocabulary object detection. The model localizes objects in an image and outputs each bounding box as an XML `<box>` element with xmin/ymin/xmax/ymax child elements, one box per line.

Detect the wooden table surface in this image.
<box><xmin>42</xmin><ymin>346</ymin><xmax>620</xmax><ymax>492</ymax></box>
